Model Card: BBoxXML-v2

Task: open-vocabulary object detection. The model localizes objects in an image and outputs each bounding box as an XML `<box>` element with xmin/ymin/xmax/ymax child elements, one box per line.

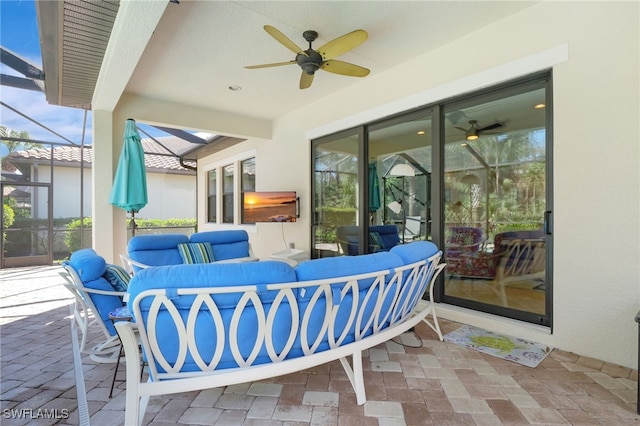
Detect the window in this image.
<box><xmin>241</xmin><ymin>157</ymin><xmax>256</xmax><ymax>224</ymax></box>
<box><xmin>222</xmin><ymin>164</ymin><xmax>234</xmax><ymax>224</ymax></box>
<box><xmin>206</xmin><ymin>153</ymin><xmax>256</xmax><ymax>225</ymax></box>
<box><xmin>207</xmin><ymin>170</ymin><xmax>217</xmax><ymax>222</ymax></box>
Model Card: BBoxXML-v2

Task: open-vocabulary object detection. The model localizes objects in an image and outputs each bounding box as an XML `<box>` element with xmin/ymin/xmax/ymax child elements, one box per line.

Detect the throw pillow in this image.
<box><xmin>178</xmin><ymin>242</ymin><xmax>215</xmax><ymax>264</ymax></box>
<box><xmin>368</xmin><ymin>232</ymin><xmax>385</xmax><ymax>250</ymax></box>
<box><xmin>103</xmin><ymin>264</ymin><xmax>130</xmax><ymax>293</ymax></box>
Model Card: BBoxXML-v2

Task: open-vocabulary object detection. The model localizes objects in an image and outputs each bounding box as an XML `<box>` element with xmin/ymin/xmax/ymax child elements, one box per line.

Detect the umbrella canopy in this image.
<box><xmin>368</xmin><ymin>162</ymin><xmax>381</xmax><ymax>212</ymax></box>
<box><xmin>109</xmin><ymin>119</ymin><xmax>148</xmax><ymax>215</ymax></box>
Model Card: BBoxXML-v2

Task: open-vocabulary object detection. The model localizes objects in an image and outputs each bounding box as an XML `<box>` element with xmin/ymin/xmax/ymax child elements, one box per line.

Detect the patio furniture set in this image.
<box><xmin>445</xmin><ymin>227</ymin><xmax>546</xmax><ymax>283</ymax></box>
<box><xmin>60</xmin><ymin>230</ymin><xmax>446</xmax><ymax>425</ymax></box>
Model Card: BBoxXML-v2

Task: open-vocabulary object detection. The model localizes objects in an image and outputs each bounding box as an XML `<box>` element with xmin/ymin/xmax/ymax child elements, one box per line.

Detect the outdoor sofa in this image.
<box><xmin>121</xmin><ymin>230</ymin><xmax>258</xmax><ymax>274</ymax></box>
<box><xmin>336</xmin><ymin>224</ymin><xmax>401</xmax><ymax>255</ymax></box>
<box><xmin>115</xmin><ymin>240</ymin><xmax>445</xmax><ymax>425</ymax></box>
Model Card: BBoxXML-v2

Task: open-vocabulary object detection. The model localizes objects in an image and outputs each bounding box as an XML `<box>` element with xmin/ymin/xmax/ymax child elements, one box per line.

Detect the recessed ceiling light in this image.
<box><xmin>417</xmin><ymin>130</ymin><xmax>425</xmax><ymax>135</ymax></box>
<box><xmin>534</xmin><ymin>103</ymin><xmax>546</xmax><ymax>109</ymax></box>
<box><xmin>228</xmin><ymin>85</ymin><xmax>242</xmax><ymax>91</ymax></box>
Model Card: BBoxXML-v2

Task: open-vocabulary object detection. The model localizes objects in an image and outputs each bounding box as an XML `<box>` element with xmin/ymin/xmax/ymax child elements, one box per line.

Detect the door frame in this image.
<box><xmin>1</xmin><ymin>182</ymin><xmax>53</xmax><ymax>268</ymax></box>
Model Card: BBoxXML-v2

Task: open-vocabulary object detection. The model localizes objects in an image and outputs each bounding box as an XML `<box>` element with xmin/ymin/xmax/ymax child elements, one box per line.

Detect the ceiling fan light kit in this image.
<box><xmin>246</xmin><ymin>25</ymin><xmax>370</xmax><ymax>89</ymax></box>
<box><xmin>455</xmin><ymin>119</ymin><xmax>504</xmax><ymax>141</ymax></box>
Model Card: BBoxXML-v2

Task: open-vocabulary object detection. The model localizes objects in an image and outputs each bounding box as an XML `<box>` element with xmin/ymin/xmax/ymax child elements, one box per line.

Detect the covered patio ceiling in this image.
<box><xmin>36</xmin><ymin>1</ymin><xmax>539</xmax><ymax>136</ymax></box>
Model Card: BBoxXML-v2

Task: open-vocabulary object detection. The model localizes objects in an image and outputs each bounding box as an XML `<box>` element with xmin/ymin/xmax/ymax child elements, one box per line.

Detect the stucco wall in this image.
<box><xmin>31</xmin><ymin>165</ymin><xmax>195</xmax><ymax>220</ymax></box>
<box><xmin>105</xmin><ymin>2</ymin><xmax>639</xmax><ymax>368</ymax></box>
<box><xmin>196</xmin><ymin>2</ymin><xmax>640</xmax><ymax>368</ymax></box>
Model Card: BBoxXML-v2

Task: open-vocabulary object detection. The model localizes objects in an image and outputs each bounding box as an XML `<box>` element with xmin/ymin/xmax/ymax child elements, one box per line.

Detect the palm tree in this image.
<box><xmin>1</xmin><ymin>126</ymin><xmax>38</xmax><ymax>172</ymax></box>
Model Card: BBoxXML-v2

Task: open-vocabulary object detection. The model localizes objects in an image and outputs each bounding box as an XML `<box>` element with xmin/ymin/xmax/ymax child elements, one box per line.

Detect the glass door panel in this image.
<box><xmin>369</xmin><ymin>111</ymin><xmax>433</xmax><ymax>245</ymax></box>
<box><xmin>1</xmin><ymin>183</ymin><xmax>52</xmax><ymax>268</ymax></box>
<box><xmin>442</xmin><ymin>85</ymin><xmax>548</xmax><ymax>321</ymax></box>
<box><xmin>312</xmin><ymin>132</ymin><xmax>360</xmax><ymax>258</ymax></box>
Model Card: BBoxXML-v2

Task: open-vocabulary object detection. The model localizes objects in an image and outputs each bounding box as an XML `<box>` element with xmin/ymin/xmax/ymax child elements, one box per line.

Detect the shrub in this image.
<box><xmin>2</xmin><ymin>203</ymin><xmax>15</xmax><ymax>250</ymax></box>
<box><xmin>65</xmin><ymin>218</ymin><xmax>93</xmax><ymax>253</ymax></box>
<box><xmin>2</xmin><ymin>203</ymin><xmax>15</xmax><ymax>229</ymax></box>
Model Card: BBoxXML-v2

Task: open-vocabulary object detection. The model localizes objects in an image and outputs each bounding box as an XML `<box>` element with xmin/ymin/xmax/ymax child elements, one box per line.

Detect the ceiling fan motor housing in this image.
<box><xmin>296</xmin><ymin>50</ymin><xmax>323</xmax><ymax>75</ymax></box>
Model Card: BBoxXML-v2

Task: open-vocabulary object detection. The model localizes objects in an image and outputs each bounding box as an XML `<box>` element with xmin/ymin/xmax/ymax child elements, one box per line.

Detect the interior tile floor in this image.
<box><xmin>1</xmin><ymin>266</ymin><xmax>638</xmax><ymax>425</ymax></box>
<box><xmin>445</xmin><ymin>276</ymin><xmax>546</xmax><ymax>315</ymax></box>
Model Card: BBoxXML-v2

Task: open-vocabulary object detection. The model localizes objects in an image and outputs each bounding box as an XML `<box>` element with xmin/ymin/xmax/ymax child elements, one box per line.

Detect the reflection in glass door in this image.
<box><xmin>369</xmin><ymin>111</ymin><xmax>433</xmax><ymax>243</ymax></box>
<box><xmin>312</xmin><ymin>131</ymin><xmax>360</xmax><ymax>258</ymax></box>
<box><xmin>442</xmin><ymin>82</ymin><xmax>550</xmax><ymax>324</ymax></box>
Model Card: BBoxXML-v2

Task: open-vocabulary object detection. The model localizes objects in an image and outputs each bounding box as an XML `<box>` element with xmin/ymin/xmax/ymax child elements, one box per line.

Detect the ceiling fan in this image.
<box><xmin>455</xmin><ymin>120</ymin><xmax>504</xmax><ymax>141</ymax></box>
<box><xmin>245</xmin><ymin>25</ymin><xmax>370</xmax><ymax>89</ymax></box>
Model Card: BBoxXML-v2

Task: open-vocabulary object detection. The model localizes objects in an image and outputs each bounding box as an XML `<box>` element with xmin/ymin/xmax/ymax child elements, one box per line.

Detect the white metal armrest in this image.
<box><xmin>120</xmin><ymin>254</ymin><xmax>151</xmax><ymax>275</ymax></box>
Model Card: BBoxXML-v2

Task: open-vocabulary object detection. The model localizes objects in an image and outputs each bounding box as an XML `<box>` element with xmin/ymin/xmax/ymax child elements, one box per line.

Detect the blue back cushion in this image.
<box><xmin>128</xmin><ymin>261</ymin><xmax>297</xmax><ymax>372</ymax></box>
<box><xmin>68</xmin><ymin>249</ymin><xmax>124</xmax><ymax>335</ymax></box>
<box><xmin>128</xmin><ymin>234</ymin><xmax>189</xmax><ymax>267</ymax></box>
<box><xmin>389</xmin><ymin>241</ymin><xmax>439</xmax><ymax>264</ymax></box>
<box><xmin>294</xmin><ymin>251</ymin><xmax>404</xmax><ymax>351</ymax></box>
<box><xmin>370</xmin><ymin>225</ymin><xmax>400</xmax><ymax>250</ymax></box>
<box><xmin>190</xmin><ymin>230</ymin><xmax>251</xmax><ymax>261</ymax></box>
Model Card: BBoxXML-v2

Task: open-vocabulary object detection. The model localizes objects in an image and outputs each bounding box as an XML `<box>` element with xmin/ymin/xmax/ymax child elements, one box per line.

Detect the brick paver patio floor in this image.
<box><xmin>1</xmin><ymin>266</ymin><xmax>638</xmax><ymax>425</ymax></box>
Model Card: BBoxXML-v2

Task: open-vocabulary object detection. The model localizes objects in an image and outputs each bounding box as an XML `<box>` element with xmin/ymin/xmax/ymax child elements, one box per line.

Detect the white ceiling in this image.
<box><xmin>125</xmin><ymin>1</ymin><xmax>538</xmax><ymax>123</ymax></box>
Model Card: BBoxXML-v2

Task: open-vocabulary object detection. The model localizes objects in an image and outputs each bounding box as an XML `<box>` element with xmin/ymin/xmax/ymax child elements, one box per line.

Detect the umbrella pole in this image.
<box><xmin>131</xmin><ymin>211</ymin><xmax>137</xmax><ymax>236</ymax></box>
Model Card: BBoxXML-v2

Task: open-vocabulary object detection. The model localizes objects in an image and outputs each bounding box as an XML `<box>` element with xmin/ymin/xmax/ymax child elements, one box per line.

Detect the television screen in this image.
<box><xmin>242</xmin><ymin>191</ymin><xmax>298</xmax><ymax>223</ymax></box>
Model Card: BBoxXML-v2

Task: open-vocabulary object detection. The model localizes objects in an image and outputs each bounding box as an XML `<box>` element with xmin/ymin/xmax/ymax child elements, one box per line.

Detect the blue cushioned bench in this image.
<box><xmin>121</xmin><ymin>230</ymin><xmax>258</xmax><ymax>274</ymax></box>
<box><xmin>115</xmin><ymin>241</ymin><xmax>445</xmax><ymax>425</ymax></box>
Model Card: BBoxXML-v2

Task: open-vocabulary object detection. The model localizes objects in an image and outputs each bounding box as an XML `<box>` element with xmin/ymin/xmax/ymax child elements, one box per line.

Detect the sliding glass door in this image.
<box><xmin>442</xmin><ymin>78</ymin><xmax>551</xmax><ymax>325</ymax></box>
<box><xmin>312</xmin><ymin>130</ymin><xmax>361</xmax><ymax>258</ymax></box>
<box><xmin>368</xmin><ymin>110</ymin><xmax>433</xmax><ymax>243</ymax></box>
<box><xmin>310</xmin><ymin>72</ymin><xmax>552</xmax><ymax>326</ymax></box>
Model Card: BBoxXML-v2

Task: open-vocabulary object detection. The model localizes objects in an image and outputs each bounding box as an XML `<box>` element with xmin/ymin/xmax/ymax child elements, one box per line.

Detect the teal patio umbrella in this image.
<box><xmin>109</xmin><ymin>119</ymin><xmax>148</xmax><ymax>235</ymax></box>
<box><xmin>368</xmin><ymin>162</ymin><xmax>381</xmax><ymax>212</ymax></box>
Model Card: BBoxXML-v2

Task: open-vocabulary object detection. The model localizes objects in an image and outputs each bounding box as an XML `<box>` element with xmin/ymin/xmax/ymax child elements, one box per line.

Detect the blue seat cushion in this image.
<box><xmin>84</xmin><ymin>277</ymin><xmax>124</xmax><ymax>335</ymax></box>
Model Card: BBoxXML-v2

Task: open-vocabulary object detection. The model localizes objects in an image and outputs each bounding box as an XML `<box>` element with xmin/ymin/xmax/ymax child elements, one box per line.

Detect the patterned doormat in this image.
<box><xmin>443</xmin><ymin>324</ymin><xmax>553</xmax><ymax>368</ymax></box>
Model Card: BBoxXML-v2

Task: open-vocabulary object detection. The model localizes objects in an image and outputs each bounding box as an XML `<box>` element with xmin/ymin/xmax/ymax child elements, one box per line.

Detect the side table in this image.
<box><xmin>270</xmin><ymin>248</ymin><xmax>309</xmax><ymax>267</ymax></box>
<box><xmin>108</xmin><ymin>306</ymin><xmax>134</xmax><ymax>398</ymax></box>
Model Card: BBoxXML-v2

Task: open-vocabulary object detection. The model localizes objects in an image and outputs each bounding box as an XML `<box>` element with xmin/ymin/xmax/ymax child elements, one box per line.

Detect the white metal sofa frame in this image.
<box><xmin>115</xmin><ymin>253</ymin><xmax>445</xmax><ymax>425</ymax></box>
<box><xmin>59</xmin><ymin>264</ymin><xmax>125</xmax><ymax>363</ymax></box>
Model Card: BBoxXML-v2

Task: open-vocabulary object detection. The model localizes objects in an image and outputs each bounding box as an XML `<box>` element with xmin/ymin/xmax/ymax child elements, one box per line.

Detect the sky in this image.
<box><xmin>0</xmin><ymin>0</ymin><xmax>173</xmax><ymax>152</ymax></box>
<box><xmin>0</xmin><ymin>0</ymin><xmax>94</xmax><ymax>146</ymax></box>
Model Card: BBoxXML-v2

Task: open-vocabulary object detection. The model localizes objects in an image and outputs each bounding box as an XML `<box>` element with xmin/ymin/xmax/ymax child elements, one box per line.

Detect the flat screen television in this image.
<box><xmin>242</xmin><ymin>191</ymin><xmax>298</xmax><ymax>223</ymax></box>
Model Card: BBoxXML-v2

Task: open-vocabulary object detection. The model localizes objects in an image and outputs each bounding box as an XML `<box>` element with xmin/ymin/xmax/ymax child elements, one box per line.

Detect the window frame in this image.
<box><xmin>204</xmin><ymin>150</ymin><xmax>256</xmax><ymax>226</ymax></box>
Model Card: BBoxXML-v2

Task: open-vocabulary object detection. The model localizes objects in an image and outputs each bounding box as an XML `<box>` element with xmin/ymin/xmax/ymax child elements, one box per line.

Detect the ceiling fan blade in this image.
<box><xmin>478</xmin><ymin>122</ymin><xmax>503</xmax><ymax>132</ymax></box>
<box><xmin>321</xmin><ymin>60</ymin><xmax>370</xmax><ymax>77</ymax></box>
<box><xmin>317</xmin><ymin>29</ymin><xmax>368</xmax><ymax>60</ymax></box>
<box><xmin>245</xmin><ymin>60</ymin><xmax>296</xmax><ymax>69</ymax></box>
<box><xmin>300</xmin><ymin>71</ymin><xmax>314</xmax><ymax>89</ymax></box>
<box><xmin>454</xmin><ymin>126</ymin><xmax>468</xmax><ymax>132</ymax></box>
<box><xmin>264</xmin><ymin>25</ymin><xmax>306</xmax><ymax>56</ymax></box>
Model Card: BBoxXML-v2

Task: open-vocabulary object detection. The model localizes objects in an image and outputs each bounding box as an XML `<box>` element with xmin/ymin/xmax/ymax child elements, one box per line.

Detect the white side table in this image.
<box><xmin>270</xmin><ymin>248</ymin><xmax>309</xmax><ymax>266</ymax></box>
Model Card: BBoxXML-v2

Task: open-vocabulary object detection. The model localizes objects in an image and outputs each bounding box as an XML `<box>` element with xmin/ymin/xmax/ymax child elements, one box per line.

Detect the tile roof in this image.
<box><xmin>7</xmin><ymin>136</ymin><xmax>197</xmax><ymax>174</ymax></box>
